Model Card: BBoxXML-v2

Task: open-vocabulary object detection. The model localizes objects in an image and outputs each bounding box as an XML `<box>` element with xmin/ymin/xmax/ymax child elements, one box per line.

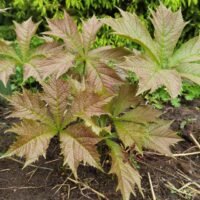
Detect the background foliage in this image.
<box><xmin>0</xmin><ymin>0</ymin><xmax>200</xmax><ymax>107</ymax></box>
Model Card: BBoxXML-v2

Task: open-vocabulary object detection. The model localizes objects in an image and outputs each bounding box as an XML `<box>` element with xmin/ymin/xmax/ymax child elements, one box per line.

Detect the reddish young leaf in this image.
<box><xmin>41</xmin><ymin>78</ymin><xmax>70</xmax><ymax>129</ymax></box>
<box><xmin>60</xmin><ymin>123</ymin><xmax>102</xmax><ymax>177</ymax></box>
<box><xmin>71</xmin><ymin>88</ymin><xmax>113</xmax><ymax>118</ymax></box>
<box><xmin>3</xmin><ymin>120</ymin><xmax>55</xmax><ymax>167</ymax></box>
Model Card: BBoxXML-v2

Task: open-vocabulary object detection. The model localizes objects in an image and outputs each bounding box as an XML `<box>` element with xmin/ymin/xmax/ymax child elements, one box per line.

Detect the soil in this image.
<box><xmin>0</xmin><ymin>100</ymin><xmax>199</xmax><ymax>200</ymax></box>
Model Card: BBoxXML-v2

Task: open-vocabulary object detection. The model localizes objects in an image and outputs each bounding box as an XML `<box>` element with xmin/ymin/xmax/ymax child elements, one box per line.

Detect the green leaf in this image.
<box><xmin>151</xmin><ymin>4</ymin><xmax>187</xmax><ymax>62</ymax></box>
<box><xmin>144</xmin><ymin>121</ymin><xmax>183</xmax><ymax>155</ymax></box>
<box><xmin>170</xmin><ymin>36</ymin><xmax>200</xmax><ymax>65</ymax></box>
<box><xmin>114</xmin><ymin>119</ymin><xmax>149</xmax><ymax>152</ymax></box>
<box><xmin>108</xmin><ymin>84</ymin><xmax>141</xmax><ymax>116</ymax></box>
<box><xmin>124</xmin><ymin>55</ymin><xmax>182</xmax><ymax>98</ymax></box>
<box><xmin>104</xmin><ymin>4</ymin><xmax>200</xmax><ymax>97</ymax></box>
<box><xmin>102</xmin><ymin>9</ymin><xmax>158</xmax><ymax>62</ymax></box>
<box><xmin>175</xmin><ymin>63</ymin><xmax>200</xmax><ymax>85</ymax></box>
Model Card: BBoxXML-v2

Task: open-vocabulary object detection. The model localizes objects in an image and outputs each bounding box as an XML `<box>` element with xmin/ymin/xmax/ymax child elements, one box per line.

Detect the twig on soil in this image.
<box><xmin>137</xmin><ymin>160</ymin><xmax>178</xmax><ymax>179</ymax></box>
<box><xmin>0</xmin><ymin>186</ymin><xmax>45</xmax><ymax>190</ymax></box>
<box><xmin>177</xmin><ymin>171</ymin><xmax>200</xmax><ymax>189</ymax></box>
<box><xmin>0</xmin><ymin>168</ymin><xmax>10</xmax><ymax>172</ymax></box>
<box><xmin>173</xmin><ymin>151</ymin><xmax>200</xmax><ymax>157</ymax></box>
<box><xmin>183</xmin><ymin>146</ymin><xmax>197</xmax><ymax>153</ymax></box>
<box><xmin>148</xmin><ymin>172</ymin><xmax>156</xmax><ymax>200</ymax></box>
<box><xmin>53</xmin><ymin>173</ymin><xmax>73</xmax><ymax>195</ymax></box>
<box><xmin>67</xmin><ymin>177</ymin><xmax>108</xmax><ymax>200</ymax></box>
<box><xmin>45</xmin><ymin>158</ymin><xmax>61</xmax><ymax>164</ymax></box>
<box><xmin>8</xmin><ymin>157</ymin><xmax>53</xmax><ymax>171</ymax></box>
<box><xmin>190</xmin><ymin>133</ymin><xmax>200</xmax><ymax>150</ymax></box>
<box><xmin>166</xmin><ymin>182</ymin><xmax>192</xmax><ymax>198</ymax></box>
<box><xmin>26</xmin><ymin>168</ymin><xmax>38</xmax><ymax>181</ymax></box>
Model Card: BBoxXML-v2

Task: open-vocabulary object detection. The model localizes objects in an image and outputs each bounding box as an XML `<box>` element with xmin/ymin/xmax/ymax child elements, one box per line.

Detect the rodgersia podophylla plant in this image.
<box><xmin>0</xmin><ymin>6</ymin><xmax>186</xmax><ymax>200</ymax></box>
<box><xmin>103</xmin><ymin>4</ymin><xmax>200</xmax><ymax>98</ymax></box>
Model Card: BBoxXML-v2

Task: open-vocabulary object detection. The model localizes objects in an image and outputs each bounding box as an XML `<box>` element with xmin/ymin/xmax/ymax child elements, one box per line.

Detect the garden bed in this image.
<box><xmin>0</xmin><ymin>100</ymin><xmax>199</xmax><ymax>200</ymax></box>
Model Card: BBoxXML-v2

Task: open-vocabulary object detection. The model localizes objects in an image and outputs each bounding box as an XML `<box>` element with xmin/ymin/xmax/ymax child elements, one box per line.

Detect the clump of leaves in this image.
<box><xmin>0</xmin><ymin>10</ymin><xmax>183</xmax><ymax>200</ymax></box>
<box><xmin>1</xmin><ymin>80</ymin><xmax>182</xmax><ymax>200</ymax></box>
<box><xmin>0</xmin><ymin>18</ymin><xmax>63</xmax><ymax>85</ymax></box>
<box><xmin>103</xmin><ymin>4</ymin><xmax>200</xmax><ymax>98</ymax></box>
<box><xmin>42</xmin><ymin>12</ymin><xmax>132</xmax><ymax>93</ymax></box>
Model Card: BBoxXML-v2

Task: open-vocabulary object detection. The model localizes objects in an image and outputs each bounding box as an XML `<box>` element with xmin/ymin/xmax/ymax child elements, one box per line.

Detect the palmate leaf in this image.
<box><xmin>113</xmin><ymin>106</ymin><xmax>160</xmax><ymax>152</ymax></box>
<box><xmin>14</xmin><ymin>18</ymin><xmax>40</xmax><ymax>56</ymax></box>
<box><xmin>44</xmin><ymin>12</ymin><xmax>130</xmax><ymax>93</ymax></box>
<box><xmin>108</xmin><ymin>84</ymin><xmax>141</xmax><ymax>116</ymax></box>
<box><xmin>123</xmin><ymin>55</ymin><xmax>182</xmax><ymax>98</ymax></box>
<box><xmin>82</xmin><ymin>16</ymin><xmax>102</xmax><ymax>50</ymax></box>
<box><xmin>144</xmin><ymin>121</ymin><xmax>183</xmax><ymax>155</ymax></box>
<box><xmin>71</xmin><ymin>88</ymin><xmax>113</xmax><ymax>118</ymax></box>
<box><xmin>60</xmin><ymin>123</ymin><xmax>102</xmax><ymax>178</ymax></box>
<box><xmin>110</xmin><ymin>84</ymin><xmax>160</xmax><ymax>152</ymax></box>
<box><xmin>176</xmin><ymin>63</ymin><xmax>200</xmax><ymax>85</ymax></box>
<box><xmin>0</xmin><ymin>18</ymin><xmax>64</xmax><ymax>84</ymax></box>
<box><xmin>41</xmin><ymin>78</ymin><xmax>70</xmax><ymax>129</ymax></box>
<box><xmin>150</xmin><ymin>4</ymin><xmax>187</xmax><ymax>61</ymax></box>
<box><xmin>3</xmin><ymin>77</ymin><xmax>112</xmax><ymax>174</ymax></box>
<box><xmin>2</xmin><ymin>120</ymin><xmax>55</xmax><ymax>167</ymax></box>
<box><xmin>110</xmin><ymin>84</ymin><xmax>181</xmax><ymax>155</ymax></box>
<box><xmin>104</xmin><ymin>4</ymin><xmax>200</xmax><ymax>97</ymax></box>
<box><xmin>0</xmin><ymin>60</ymin><xmax>15</xmax><ymax>86</ymax></box>
<box><xmin>45</xmin><ymin>11</ymin><xmax>82</xmax><ymax>52</ymax></box>
<box><xmin>8</xmin><ymin>89</ymin><xmax>51</xmax><ymax>125</ymax></box>
<box><xmin>106</xmin><ymin>139</ymin><xmax>143</xmax><ymax>200</ymax></box>
<box><xmin>0</xmin><ymin>40</ymin><xmax>21</xmax><ymax>85</ymax></box>
<box><xmin>23</xmin><ymin>42</ymin><xmax>64</xmax><ymax>81</ymax></box>
<box><xmin>36</xmin><ymin>51</ymin><xmax>75</xmax><ymax>80</ymax></box>
<box><xmin>102</xmin><ymin>8</ymin><xmax>158</xmax><ymax>61</ymax></box>
<box><xmin>86</xmin><ymin>61</ymin><xmax>123</xmax><ymax>94</ymax></box>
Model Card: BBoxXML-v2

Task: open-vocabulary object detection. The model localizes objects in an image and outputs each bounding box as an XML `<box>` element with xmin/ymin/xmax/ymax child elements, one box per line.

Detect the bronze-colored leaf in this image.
<box><xmin>14</xmin><ymin>18</ymin><xmax>40</xmax><ymax>56</ymax></box>
<box><xmin>89</xmin><ymin>46</ymin><xmax>133</xmax><ymax>63</ymax></box>
<box><xmin>82</xmin><ymin>16</ymin><xmax>102</xmax><ymax>49</ymax></box>
<box><xmin>71</xmin><ymin>88</ymin><xmax>113</xmax><ymax>118</ymax></box>
<box><xmin>37</xmin><ymin>52</ymin><xmax>75</xmax><ymax>79</ymax></box>
<box><xmin>45</xmin><ymin>11</ymin><xmax>82</xmax><ymax>52</ymax></box>
<box><xmin>60</xmin><ymin>123</ymin><xmax>102</xmax><ymax>177</ymax></box>
<box><xmin>8</xmin><ymin>90</ymin><xmax>51</xmax><ymax>124</ymax></box>
<box><xmin>0</xmin><ymin>60</ymin><xmax>15</xmax><ymax>86</ymax></box>
<box><xmin>2</xmin><ymin>120</ymin><xmax>55</xmax><ymax>167</ymax></box>
<box><xmin>107</xmin><ymin>140</ymin><xmax>143</xmax><ymax>200</ymax></box>
<box><xmin>144</xmin><ymin>120</ymin><xmax>183</xmax><ymax>155</ymax></box>
<box><xmin>41</xmin><ymin>78</ymin><xmax>70</xmax><ymax>129</ymax></box>
<box><xmin>86</xmin><ymin>61</ymin><xmax>123</xmax><ymax>94</ymax></box>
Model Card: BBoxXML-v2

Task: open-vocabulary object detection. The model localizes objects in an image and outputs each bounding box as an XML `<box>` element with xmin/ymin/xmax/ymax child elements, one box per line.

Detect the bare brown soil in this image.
<box><xmin>0</xmin><ymin>100</ymin><xmax>199</xmax><ymax>200</ymax></box>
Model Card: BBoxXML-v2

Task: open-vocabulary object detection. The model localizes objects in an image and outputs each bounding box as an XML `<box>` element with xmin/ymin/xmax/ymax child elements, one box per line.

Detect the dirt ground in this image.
<box><xmin>0</xmin><ymin>100</ymin><xmax>199</xmax><ymax>200</ymax></box>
